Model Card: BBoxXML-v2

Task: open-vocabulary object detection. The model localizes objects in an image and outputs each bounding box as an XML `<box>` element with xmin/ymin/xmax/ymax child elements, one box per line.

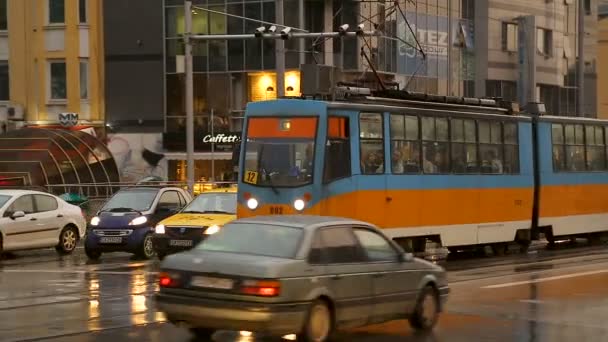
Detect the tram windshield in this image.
<box><xmin>242</xmin><ymin>117</ymin><xmax>317</xmax><ymax>188</ymax></box>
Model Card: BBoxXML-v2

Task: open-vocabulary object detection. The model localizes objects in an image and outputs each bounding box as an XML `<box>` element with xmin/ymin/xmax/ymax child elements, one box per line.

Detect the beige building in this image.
<box><xmin>599</xmin><ymin>3</ymin><xmax>608</xmax><ymax>119</ymax></box>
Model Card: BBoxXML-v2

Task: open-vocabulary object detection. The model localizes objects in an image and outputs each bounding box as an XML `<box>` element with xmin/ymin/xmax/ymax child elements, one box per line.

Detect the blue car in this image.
<box><xmin>84</xmin><ymin>187</ymin><xmax>192</xmax><ymax>260</ymax></box>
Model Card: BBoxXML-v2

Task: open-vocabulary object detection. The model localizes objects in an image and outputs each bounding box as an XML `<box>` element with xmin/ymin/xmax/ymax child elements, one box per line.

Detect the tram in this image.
<box><xmin>235</xmin><ymin>87</ymin><xmax>608</xmax><ymax>253</ymax></box>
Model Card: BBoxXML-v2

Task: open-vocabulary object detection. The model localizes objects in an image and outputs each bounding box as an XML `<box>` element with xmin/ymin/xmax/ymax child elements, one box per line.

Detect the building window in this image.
<box><xmin>324</xmin><ymin>116</ymin><xmax>351</xmax><ymax>183</ymax></box>
<box><xmin>536</xmin><ymin>28</ymin><xmax>553</xmax><ymax>56</ymax></box>
<box><xmin>0</xmin><ymin>61</ymin><xmax>8</xmax><ymax>101</ymax></box>
<box><xmin>49</xmin><ymin>60</ymin><xmax>67</xmax><ymax>100</ymax></box>
<box><xmin>359</xmin><ymin>113</ymin><xmax>384</xmax><ymax>174</ymax></box>
<box><xmin>502</xmin><ymin>22</ymin><xmax>518</xmax><ymax>52</ymax></box>
<box><xmin>0</xmin><ymin>0</ymin><xmax>7</xmax><ymax>31</ymax></box>
<box><xmin>79</xmin><ymin>0</ymin><xmax>87</xmax><ymax>23</ymax></box>
<box><xmin>49</xmin><ymin>0</ymin><xmax>65</xmax><ymax>24</ymax></box>
<box><xmin>421</xmin><ymin>117</ymin><xmax>449</xmax><ymax>174</ymax></box>
<box><xmin>584</xmin><ymin>0</ymin><xmax>591</xmax><ymax>15</ymax></box>
<box><xmin>390</xmin><ymin>114</ymin><xmax>420</xmax><ymax>173</ymax></box>
<box><xmin>80</xmin><ymin>60</ymin><xmax>88</xmax><ymax>100</ymax></box>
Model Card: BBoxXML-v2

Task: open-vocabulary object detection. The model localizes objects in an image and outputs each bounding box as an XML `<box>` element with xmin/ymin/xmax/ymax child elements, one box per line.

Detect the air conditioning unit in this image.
<box><xmin>7</xmin><ymin>104</ymin><xmax>24</xmax><ymax>121</ymax></box>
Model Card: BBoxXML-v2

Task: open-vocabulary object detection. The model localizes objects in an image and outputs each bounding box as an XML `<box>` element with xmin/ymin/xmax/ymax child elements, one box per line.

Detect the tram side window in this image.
<box><xmin>503</xmin><ymin>122</ymin><xmax>520</xmax><ymax>174</ymax></box>
<box><xmin>360</xmin><ymin>113</ymin><xmax>384</xmax><ymax>174</ymax></box>
<box><xmin>551</xmin><ymin>124</ymin><xmax>566</xmax><ymax>172</ymax></box>
<box><xmin>451</xmin><ymin>119</ymin><xmax>478</xmax><ymax>173</ymax></box>
<box><xmin>479</xmin><ymin>121</ymin><xmax>504</xmax><ymax>174</ymax></box>
<box><xmin>585</xmin><ymin>125</ymin><xmax>606</xmax><ymax>171</ymax></box>
<box><xmin>390</xmin><ymin>114</ymin><xmax>420</xmax><ymax>173</ymax></box>
<box><xmin>324</xmin><ymin>116</ymin><xmax>351</xmax><ymax>183</ymax></box>
<box><xmin>565</xmin><ymin>124</ymin><xmax>585</xmax><ymax>171</ymax></box>
<box><xmin>421</xmin><ymin>117</ymin><xmax>449</xmax><ymax>174</ymax></box>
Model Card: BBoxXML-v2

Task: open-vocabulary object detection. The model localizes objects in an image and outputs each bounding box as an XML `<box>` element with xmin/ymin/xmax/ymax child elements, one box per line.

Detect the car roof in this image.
<box><xmin>0</xmin><ymin>189</ymin><xmax>54</xmax><ymax>197</ymax></box>
<box><xmin>232</xmin><ymin>215</ymin><xmax>375</xmax><ymax>230</ymax></box>
<box><xmin>118</xmin><ymin>186</ymin><xmax>184</xmax><ymax>192</ymax></box>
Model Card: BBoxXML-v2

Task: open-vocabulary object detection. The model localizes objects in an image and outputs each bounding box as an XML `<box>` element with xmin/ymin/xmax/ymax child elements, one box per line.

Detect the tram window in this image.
<box><xmin>324</xmin><ymin>116</ymin><xmax>351</xmax><ymax>183</ymax></box>
<box><xmin>390</xmin><ymin>114</ymin><xmax>420</xmax><ymax>174</ymax></box>
<box><xmin>585</xmin><ymin>125</ymin><xmax>606</xmax><ymax>171</ymax></box>
<box><xmin>552</xmin><ymin>124</ymin><xmax>564</xmax><ymax>144</ymax></box>
<box><xmin>503</xmin><ymin>123</ymin><xmax>520</xmax><ymax>174</ymax></box>
<box><xmin>552</xmin><ymin>124</ymin><xmax>566</xmax><ymax>172</ymax></box>
<box><xmin>360</xmin><ymin>113</ymin><xmax>384</xmax><ymax>174</ymax></box>
<box><xmin>421</xmin><ymin>117</ymin><xmax>449</xmax><ymax>174</ymax></box>
<box><xmin>478</xmin><ymin>120</ymin><xmax>503</xmax><ymax>174</ymax></box>
<box><xmin>451</xmin><ymin>119</ymin><xmax>478</xmax><ymax>173</ymax></box>
<box><xmin>564</xmin><ymin>124</ymin><xmax>585</xmax><ymax>171</ymax></box>
<box><xmin>564</xmin><ymin>124</ymin><xmax>575</xmax><ymax>144</ymax></box>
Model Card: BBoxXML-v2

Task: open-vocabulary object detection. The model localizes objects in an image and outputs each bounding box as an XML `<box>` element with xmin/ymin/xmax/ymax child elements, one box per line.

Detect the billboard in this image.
<box><xmin>397</xmin><ymin>13</ymin><xmax>474</xmax><ymax>79</ymax></box>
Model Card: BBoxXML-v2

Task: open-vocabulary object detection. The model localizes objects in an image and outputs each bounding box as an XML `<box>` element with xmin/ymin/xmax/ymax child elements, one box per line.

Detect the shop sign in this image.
<box><xmin>202</xmin><ymin>133</ymin><xmax>241</xmax><ymax>144</ymax></box>
<box><xmin>59</xmin><ymin>113</ymin><xmax>79</xmax><ymax>127</ymax></box>
<box><xmin>162</xmin><ymin>131</ymin><xmax>242</xmax><ymax>152</ymax></box>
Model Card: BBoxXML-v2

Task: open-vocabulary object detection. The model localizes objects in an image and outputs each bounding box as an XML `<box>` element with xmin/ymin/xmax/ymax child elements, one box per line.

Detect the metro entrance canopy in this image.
<box><xmin>0</xmin><ymin>128</ymin><xmax>120</xmax><ymax>197</ymax></box>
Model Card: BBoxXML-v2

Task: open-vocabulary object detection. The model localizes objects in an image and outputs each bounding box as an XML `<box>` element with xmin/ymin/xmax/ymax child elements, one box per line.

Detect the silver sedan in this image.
<box><xmin>155</xmin><ymin>215</ymin><xmax>449</xmax><ymax>341</ymax></box>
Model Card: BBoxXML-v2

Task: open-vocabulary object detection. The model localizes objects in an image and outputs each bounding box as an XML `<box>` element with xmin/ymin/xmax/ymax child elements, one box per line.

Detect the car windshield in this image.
<box><xmin>101</xmin><ymin>189</ymin><xmax>158</xmax><ymax>212</ymax></box>
<box><xmin>0</xmin><ymin>195</ymin><xmax>11</xmax><ymax>209</ymax></box>
<box><xmin>242</xmin><ymin>117</ymin><xmax>317</xmax><ymax>188</ymax></box>
<box><xmin>182</xmin><ymin>193</ymin><xmax>236</xmax><ymax>214</ymax></box>
<box><xmin>196</xmin><ymin>223</ymin><xmax>303</xmax><ymax>258</ymax></box>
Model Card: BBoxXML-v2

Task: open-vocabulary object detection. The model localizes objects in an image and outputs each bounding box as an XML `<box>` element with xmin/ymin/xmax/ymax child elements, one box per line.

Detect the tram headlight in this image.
<box><xmin>247</xmin><ymin>198</ymin><xmax>259</xmax><ymax>210</ymax></box>
<box><xmin>293</xmin><ymin>199</ymin><xmax>306</xmax><ymax>211</ymax></box>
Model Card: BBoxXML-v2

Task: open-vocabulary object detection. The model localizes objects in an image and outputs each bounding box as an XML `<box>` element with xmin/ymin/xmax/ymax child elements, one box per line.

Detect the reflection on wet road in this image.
<box><xmin>2</xmin><ymin>244</ymin><xmax>608</xmax><ymax>341</ymax></box>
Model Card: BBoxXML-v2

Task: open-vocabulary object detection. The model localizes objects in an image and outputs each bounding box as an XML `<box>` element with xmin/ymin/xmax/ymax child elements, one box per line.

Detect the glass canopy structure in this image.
<box><xmin>0</xmin><ymin>128</ymin><xmax>120</xmax><ymax>197</ymax></box>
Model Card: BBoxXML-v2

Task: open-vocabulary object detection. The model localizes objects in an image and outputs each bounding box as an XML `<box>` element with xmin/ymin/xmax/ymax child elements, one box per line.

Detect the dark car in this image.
<box><xmin>156</xmin><ymin>215</ymin><xmax>449</xmax><ymax>341</ymax></box>
<box><xmin>84</xmin><ymin>187</ymin><xmax>192</xmax><ymax>260</ymax></box>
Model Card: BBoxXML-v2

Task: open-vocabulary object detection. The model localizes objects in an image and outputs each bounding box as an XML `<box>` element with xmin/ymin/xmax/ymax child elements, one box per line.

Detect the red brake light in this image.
<box><xmin>241</xmin><ymin>280</ymin><xmax>280</xmax><ymax>297</ymax></box>
<box><xmin>243</xmin><ymin>192</ymin><xmax>251</xmax><ymax>200</ymax></box>
<box><xmin>159</xmin><ymin>272</ymin><xmax>177</xmax><ymax>287</ymax></box>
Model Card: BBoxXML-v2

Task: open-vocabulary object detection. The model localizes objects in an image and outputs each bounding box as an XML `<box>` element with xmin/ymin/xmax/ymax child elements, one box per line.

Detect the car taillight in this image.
<box><xmin>240</xmin><ymin>280</ymin><xmax>281</xmax><ymax>297</ymax></box>
<box><xmin>159</xmin><ymin>272</ymin><xmax>179</xmax><ymax>287</ymax></box>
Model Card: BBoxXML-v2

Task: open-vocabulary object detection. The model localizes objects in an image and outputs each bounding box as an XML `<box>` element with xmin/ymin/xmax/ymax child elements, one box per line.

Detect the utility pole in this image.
<box><xmin>577</xmin><ymin>0</ymin><xmax>585</xmax><ymax>117</ymax></box>
<box><xmin>184</xmin><ymin>0</ymin><xmax>195</xmax><ymax>193</ymax></box>
<box><xmin>298</xmin><ymin>0</ymin><xmax>305</xmax><ymax>67</ymax></box>
<box><xmin>276</xmin><ymin>0</ymin><xmax>285</xmax><ymax>97</ymax></box>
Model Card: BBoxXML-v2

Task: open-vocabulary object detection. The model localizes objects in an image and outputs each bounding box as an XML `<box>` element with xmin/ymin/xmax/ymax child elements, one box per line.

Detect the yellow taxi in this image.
<box><xmin>151</xmin><ymin>187</ymin><xmax>237</xmax><ymax>260</ymax></box>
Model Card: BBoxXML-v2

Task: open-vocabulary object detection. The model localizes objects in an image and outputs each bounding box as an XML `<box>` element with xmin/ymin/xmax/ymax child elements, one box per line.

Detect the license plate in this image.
<box><xmin>100</xmin><ymin>236</ymin><xmax>122</xmax><ymax>244</ymax></box>
<box><xmin>169</xmin><ymin>240</ymin><xmax>193</xmax><ymax>247</ymax></box>
<box><xmin>191</xmin><ymin>276</ymin><xmax>234</xmax><ymax>290</ymax></box>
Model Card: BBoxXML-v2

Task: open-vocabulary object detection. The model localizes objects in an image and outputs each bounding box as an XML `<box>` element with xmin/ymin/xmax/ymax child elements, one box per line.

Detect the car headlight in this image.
<box><xmin>293</xmin><ymin>199</ymin><xmax>306</xmax><ymax>211</ymax></box>
<box><xmin>205</xmin><ymin>225</ymin><xmax>221</xmax><ymax>235</ymax></box>
<box><xmin>128</xmin><ymin>216</ymin><xmax>148</xmax><ymax>226</ymax></box>
<box><xmin>90</xmin><ymin>216</ymin><xmax>100</xmax><ymax>226</ymax></box>
<box><xmin>155</xmin><ymin>224</ymin><xmax>165</xmax><ymax>234</ymax></box>
<box><xmin>247</xmin><ymin>198</ymin><xmax>259</xmax><ymax>210</ymax></box>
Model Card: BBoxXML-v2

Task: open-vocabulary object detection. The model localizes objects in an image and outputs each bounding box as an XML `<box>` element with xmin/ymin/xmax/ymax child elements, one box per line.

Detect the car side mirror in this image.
<box><xmin>399</xmin><ymin>252</ymin><xmax>414</xmax><ymax>262</ymax></box>
<box><xmin>10</xmin><ymin>211</ymin><xmax>25</xmax><ymax>219</ymax></box>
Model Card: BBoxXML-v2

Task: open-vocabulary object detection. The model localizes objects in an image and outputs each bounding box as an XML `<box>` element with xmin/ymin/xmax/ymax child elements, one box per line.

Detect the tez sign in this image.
<box><xmin>59</xmin><ymin>113</ymin><xmax>79</xmax><ymax>127</ymax></box>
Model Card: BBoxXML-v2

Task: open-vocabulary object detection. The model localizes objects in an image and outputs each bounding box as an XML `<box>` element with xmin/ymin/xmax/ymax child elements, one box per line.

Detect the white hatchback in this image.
<box><xmin>0</xmin><ymin>190</ymin><xmax>87</xmax><ymax>255</ymax></box>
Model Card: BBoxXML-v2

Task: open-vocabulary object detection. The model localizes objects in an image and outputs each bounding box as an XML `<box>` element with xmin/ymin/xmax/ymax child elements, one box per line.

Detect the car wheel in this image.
<box><xmin>56</xmin><ymin>226</ymin><xmax>79</xmax><ymax>255</ymax></box>
<box><xmin>409</xmin><ymin>285</ymin><xmax>440</xmax><ymax>331</ymax></box>
<box><xmin>137</xmin><ymin>234</ymin><xmax>155</xmax><ymax>259</ymax></box>
<box><xmin>299</xmin><ymin>299</ymin><xmax>333</xmax><ymax>342</ymax></box>
<box><xmin>85</xmin><ymin>243</ymin><xmax>102</xmax><ymax>260</ymax></box>
<box><xmin>189</xmin><ymin>327</ymin><xmax>215</xmax><ymax>339</ymax></box>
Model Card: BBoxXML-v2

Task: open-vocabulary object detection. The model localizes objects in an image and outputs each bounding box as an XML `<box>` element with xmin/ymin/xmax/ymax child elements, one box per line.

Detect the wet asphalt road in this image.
<box><xmin>2</xmin><ymin>241</ymin><xmax>608</xmax><ymax>342</ymax></box>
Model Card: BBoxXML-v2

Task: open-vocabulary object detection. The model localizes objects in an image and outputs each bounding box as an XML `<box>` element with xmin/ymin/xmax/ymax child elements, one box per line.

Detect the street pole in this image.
<box><xmin>276</xmin><ymin>0</ymin><xmax>285</xmax><ymax>97</ymax></box>
<box><xmin>185</xmin><ymin>1</ymin><xmax>195</xmax><ymax>193</ymax></box>
<box><xmin>298</xmin><ymin>0</ymin><xmax>305</xmax><ymax>67</ymax></box>
<box><xmin>211</xmin><ymin>108</ymin><xmax>215</xmax><ymax>182</ymax></box>
<box><xmin>577</xmin><ymin>0</ymin><xmax>585</xmax><ymax>117</ymax></box>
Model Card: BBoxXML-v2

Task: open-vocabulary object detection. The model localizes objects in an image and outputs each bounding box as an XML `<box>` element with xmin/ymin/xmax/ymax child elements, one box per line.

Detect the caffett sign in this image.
<box><xmin>203</xmin><ymin>133</ymin><xmax>241</xmax><ymax>144</ymax></box>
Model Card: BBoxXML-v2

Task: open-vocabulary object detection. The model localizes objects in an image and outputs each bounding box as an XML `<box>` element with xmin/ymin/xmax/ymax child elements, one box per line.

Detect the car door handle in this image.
<box><xmin>373</xmin><ymin>273</ymin><xmax>385</xmax><ymax>278</ymax></box>
<box><xmin>332</xmin><ymin>275</ymin><xmax>342</xmax><ymax>280</ymax></box>
<box><xmin>57</xmin><ymin>214</ymin><xmax>63</xmax><ymax>218</ymax></box>
<box><xmin>30</xmin><ymin>217</ymin><xmax>37</xmax><ymax>221</ymax></box>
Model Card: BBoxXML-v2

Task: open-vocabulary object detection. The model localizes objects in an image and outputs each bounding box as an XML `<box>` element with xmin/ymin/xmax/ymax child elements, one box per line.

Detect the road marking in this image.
<box><xmin>481</xmin><ymin>269</ymin><xmax>608</xmax><ymax>289</ymax></box>
<box><xmin>0</xmin><ymin>269</ymin><xmax>158</xmax><ymax>275</ymax></box>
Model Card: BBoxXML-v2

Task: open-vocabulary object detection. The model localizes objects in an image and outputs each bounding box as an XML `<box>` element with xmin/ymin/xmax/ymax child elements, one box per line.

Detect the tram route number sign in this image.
<box><xmin>244</xmin><ymin>171</ymin><xmax>258</xmax><ymax>184</ymax></box>
<box><xmin>270</xmin><ymin>206</ymin><xmax>283</xmax><ymax>215</ymax></box>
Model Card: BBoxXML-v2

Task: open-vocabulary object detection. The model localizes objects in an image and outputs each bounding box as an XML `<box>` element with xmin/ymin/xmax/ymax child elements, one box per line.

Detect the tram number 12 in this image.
<box><xmin>270</xmin><ymin>206</ymin><xmax>283</xmax><ymax>215</ymax></box>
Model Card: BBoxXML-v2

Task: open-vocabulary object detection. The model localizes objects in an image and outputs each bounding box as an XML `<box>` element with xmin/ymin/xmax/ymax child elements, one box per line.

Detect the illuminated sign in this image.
<box><xmin>202</xmin><ymin>133</ymin><xmax>241</xmax><ymax>144</ymax></box>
